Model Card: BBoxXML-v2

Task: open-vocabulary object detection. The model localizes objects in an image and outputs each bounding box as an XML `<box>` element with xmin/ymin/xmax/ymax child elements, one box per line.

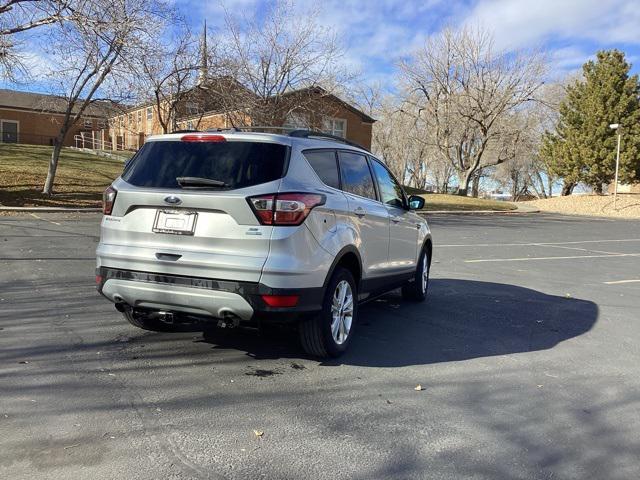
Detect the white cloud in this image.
<box><xmin>184</xmin><ymin>0</ymin><xmax>640</xmax><ymax>91</ymax></box>
<box><xmin>462</xmin><ymin>0</ymin><xmax>640</xmax><ymax>51</ymax></box>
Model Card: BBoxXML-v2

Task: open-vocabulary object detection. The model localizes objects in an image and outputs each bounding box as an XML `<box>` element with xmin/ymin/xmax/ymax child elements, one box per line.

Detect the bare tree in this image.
<box><xmin>373</xmin><ymin>96</ymin><xmax>457</xmax><ymax>192</ymax></box>
<box><xmin>399</xmin><ymin>26</ymin><xmax>546</xmax><ymax>195</ymax></box>
<box><xmin>492</xmin><ymin>82</ymin><xmax>567</xmax><ymax>199</ymax></box>
<box><xmin>0</xmin><ymin>0</ymin><xmax>76</xmax><ymax>79</ymax></box>
<box><xmin>41</xmin><ymin>0</ymin><xmax>170</xmax><ymax>194</ymax></box>
<box><xmin>372</xmin><ymin>99</ymin><xmax>412</xmax><ymax>181</ymax></box>
<box><xmin>0</xmin><ymin>0</ymin><xmax>73</xmax><ymax>35</ymax></box>
<box><xmin>215</xmin><ymin>0</ymin><xmax>353</xmax><ymax>127</ymax></box>
<box><xmin>131</xmin><ymin>27</ymin><xmax>203</xmax><ymax>134</ymax></box>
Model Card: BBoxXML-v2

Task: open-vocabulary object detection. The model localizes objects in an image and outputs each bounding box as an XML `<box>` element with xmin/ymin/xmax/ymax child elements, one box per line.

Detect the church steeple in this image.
<box><xmin>197</xmin><ymin>20</ymin><xmax>208</xmax><ymax>86</ymax></box>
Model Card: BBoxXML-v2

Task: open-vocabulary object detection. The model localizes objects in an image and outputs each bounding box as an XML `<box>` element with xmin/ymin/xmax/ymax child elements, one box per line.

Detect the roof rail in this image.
<box><xmin>197</xmin><ymin>126</ymin><xmax>370</xmax><ymax>152</ymax></box>
<box><xmin>231</xmin><ymin>126</ymin><xmax>292</xmax><ymax>132</ymax></box>
<box><xmin>205</xmin><ymin>127</ymin><xmax>240</xmax><ymax>133</ymax></box>
<box><xmin>288</xmin><ymin>129</ymin><xmax>369</xmax><ymax>152</ymax></box>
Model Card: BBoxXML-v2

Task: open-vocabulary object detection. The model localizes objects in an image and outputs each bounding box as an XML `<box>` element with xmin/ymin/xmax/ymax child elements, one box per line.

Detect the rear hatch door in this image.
<box><xmin>99</xmin><ymin>135</ymin><xmax>289</xmax><ymax>282</ymax></box>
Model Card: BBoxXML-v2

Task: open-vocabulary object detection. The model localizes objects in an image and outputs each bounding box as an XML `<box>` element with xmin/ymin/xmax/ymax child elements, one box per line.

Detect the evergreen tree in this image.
<box><xmin>542</xmin><ymin>50</ymin><xmax>640</xmax><ymax>194</ymax></box>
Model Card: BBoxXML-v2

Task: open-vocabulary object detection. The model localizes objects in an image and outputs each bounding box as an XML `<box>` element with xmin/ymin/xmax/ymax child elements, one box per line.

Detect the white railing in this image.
<box><xmin>74</xmin><ymin>133</ymin><xmax>113</xmax><ymax>151</ymax></box>
<box><xmin>74</xmin><ymin>131</ymin><xmax>144</xmax><ymax>152</ymax></box>
<box><xmin>73</xmin><ymin>133</ymin><xmax>135</xmax><ymax>161</ymax></box>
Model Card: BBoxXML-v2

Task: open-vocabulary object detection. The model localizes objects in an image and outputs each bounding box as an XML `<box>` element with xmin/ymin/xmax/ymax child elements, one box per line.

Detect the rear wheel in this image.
<box><xmin>402</xmin><ymin>247</ymin><xmax>430</xmax><ymax>301</ymax></box>
<box><xmin>299</xmin><ymin>267</ymin><xmax>357</xmax><ymax>358</ymax></box>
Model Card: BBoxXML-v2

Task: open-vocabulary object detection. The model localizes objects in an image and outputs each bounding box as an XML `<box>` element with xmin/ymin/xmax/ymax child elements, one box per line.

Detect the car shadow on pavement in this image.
<box><xmin>200</xmin><ymin>278</ymin><xmax>598</xmax><ymax>367</ymax></box>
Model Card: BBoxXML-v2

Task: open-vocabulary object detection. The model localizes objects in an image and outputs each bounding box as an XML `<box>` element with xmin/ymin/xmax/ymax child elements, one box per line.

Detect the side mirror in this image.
<box><xmin>408</xmin><ymin>195</ymin><xmax>425</xmax><ymax>210</ymax></box>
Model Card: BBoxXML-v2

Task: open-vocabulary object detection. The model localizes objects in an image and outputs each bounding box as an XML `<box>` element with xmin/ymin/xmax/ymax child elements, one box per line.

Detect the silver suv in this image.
<box><xmin>96</xmin><ymin>130</ymin><xmax>432</xmax><ymax>357</ymax></box>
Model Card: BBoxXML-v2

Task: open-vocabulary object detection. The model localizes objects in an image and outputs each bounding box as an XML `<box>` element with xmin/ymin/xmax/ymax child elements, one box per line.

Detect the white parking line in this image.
<box><xmin>465</xmin><ymin>253</ymin><xmax>640</xmax><ymax>263</ymax></box>
<box><xmin>603</xmin><ymin>279</ymin><xmax>640</xmax><ymax>285</ymax></box>
<box><xmin>29</xmin><ymin>213</ymin><xmax>61</xmax><ymax>226</ymax></box>
<box><xmin>440</xmin><ymin>239</ymin><xmax>640</xmax><ymax>248</ymax></box>
<box><xmin>539</xmin><ymin>244</ymin><xmax>624</xmax><ymax>255</ymax></box>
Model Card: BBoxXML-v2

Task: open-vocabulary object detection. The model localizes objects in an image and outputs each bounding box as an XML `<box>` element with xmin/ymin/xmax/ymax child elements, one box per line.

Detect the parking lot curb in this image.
<box><xmin>0</xmin><ymin>206</ymin><xmax>102</xmax><ymax>212</ymax></box>
<box><xmin>422</xmin><ymin>207</ymin><xmax>540</xmax><ymax>215</ymax></box>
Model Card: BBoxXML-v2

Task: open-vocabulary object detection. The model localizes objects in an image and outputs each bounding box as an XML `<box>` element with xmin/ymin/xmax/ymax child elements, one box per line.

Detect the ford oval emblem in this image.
<box><xmin>164</xmin><ymin>195</ymin><xmax>182</xmax><ymax>205</ymax></box>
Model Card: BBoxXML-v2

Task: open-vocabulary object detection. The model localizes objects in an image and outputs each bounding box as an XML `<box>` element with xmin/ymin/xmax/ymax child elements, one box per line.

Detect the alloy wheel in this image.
<box><xmin>330</xmin><ymin>280</ymin><xmax>354</xmax><ymax>345</ymax></box>
<box><xmin>421</xmin><ymin>254</ymin><xmax>429</xmax><ymax>293</ymax></box>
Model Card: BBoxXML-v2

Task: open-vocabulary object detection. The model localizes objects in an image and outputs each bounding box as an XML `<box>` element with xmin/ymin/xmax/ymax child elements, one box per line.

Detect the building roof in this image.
<box><xmin>0</xmin><ymin>89</ymin><xmax>111</xmax><ymax>118</ymax></box>
<box><xmin>280</xmin><ymin>86</ymin><xmax>376</xmax><ymax>123</ymax></box>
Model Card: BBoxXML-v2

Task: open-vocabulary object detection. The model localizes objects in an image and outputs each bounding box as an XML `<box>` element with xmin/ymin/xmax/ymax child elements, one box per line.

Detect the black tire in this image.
<box><xmin>402</xmin><ymin>247</ymin><xmax>430</xmax><ymax>301</ymax></box>
<box><xmin>121</xmin><ymin>309</ymin><xmax>180</xmax><ymax>332</ymax></box>
<box><xmin>299</xmin><ymin>267</ymin><xmax>357</xmax><ymax>358</ymax></box>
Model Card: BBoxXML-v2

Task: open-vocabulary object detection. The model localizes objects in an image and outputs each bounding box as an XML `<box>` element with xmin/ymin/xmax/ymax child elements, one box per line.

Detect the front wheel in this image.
<box><xmin>299</xmin><ymin>267</ymin><xmax>357</xmax><ymax>358</ymax></box>
<box><xmin>402</xmin><ymin>247</ymin><xmax>430</xmax><ymax>301</ymax></box>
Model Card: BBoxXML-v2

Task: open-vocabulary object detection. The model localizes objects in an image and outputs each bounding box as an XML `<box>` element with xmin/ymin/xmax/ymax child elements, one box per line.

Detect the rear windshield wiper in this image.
<box><xmin>176</xmin><ymin>177</ymin><xmax>228</xmax><ymax>189</ymax></box>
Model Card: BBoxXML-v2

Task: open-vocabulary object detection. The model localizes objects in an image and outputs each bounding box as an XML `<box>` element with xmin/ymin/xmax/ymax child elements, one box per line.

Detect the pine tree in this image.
<box><xmin>542</xmin><ymin>50</ymin><xmax>640</xmax><ymax>194</ymax></box>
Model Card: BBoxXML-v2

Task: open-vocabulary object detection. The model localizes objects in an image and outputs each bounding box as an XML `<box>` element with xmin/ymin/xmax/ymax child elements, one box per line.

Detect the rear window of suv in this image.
<box><xmin>122</xmin><ymin>140</ymin><xmax>288</xmax><ymax>190</ymax></box>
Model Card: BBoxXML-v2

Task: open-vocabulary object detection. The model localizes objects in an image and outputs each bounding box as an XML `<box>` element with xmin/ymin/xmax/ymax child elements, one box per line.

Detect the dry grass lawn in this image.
<box><xmin>523</xmin><ymin>194</ymin><xmax>640</xmax><ymax>219</ymax></box>
<box><xmin>0</xmin><ymin>145</ymin><xmax>519</xmax><ymax>212</ymax></box>
<box><xmin>0</xmin><ymin>144</ymin><xmax>126</xmax><ymax>207</ymax></box>
<box><xmin>420</xmin><ymin>193</ymin><xmax>517</xmax><ymax>212</ymax></box>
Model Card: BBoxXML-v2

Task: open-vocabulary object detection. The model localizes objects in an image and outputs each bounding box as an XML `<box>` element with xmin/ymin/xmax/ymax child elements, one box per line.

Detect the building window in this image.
<box><xmin>323</xmin><ymin>118</ymin><xmax>346</xmax><ymax>138</ymax></box>
<box><xmin>146</xmin><ymin>107</ymin><xmax>153</xmax><ymax>120</ymax></box>
<box><xmin>83</xmin><ymin>118</ymin><xmax>93</xmax><ymax>129</ymax></box>
<box><xmin>283</xmin><ymin>112</ymin><xmax>310</xmax><ymax>130</ymax></box>
<box><xmin>137</xmin><ymin>110</ymin><xmax>142</xmax><ymax>123</ymax></box>
<box><xmin>97</xmin><ymin>119</ymin><xmax>106</xmax><ymax>129</ymax></box>
<box><xmin>185</xmin><ymin>102</ymin><xmax>199</xmax><ymax>116</ymax></box>
<box><xmin>1</xmin><ymin>120</ymin><xmax>19</xmax><ymax>143</ymax></box>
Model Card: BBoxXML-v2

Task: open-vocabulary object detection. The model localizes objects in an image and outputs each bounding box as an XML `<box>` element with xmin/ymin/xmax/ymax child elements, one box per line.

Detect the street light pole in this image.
<box><xmin>609</xmin><ymin>123</ymin><xmax>621</xmax><ymax>210</ymax></box>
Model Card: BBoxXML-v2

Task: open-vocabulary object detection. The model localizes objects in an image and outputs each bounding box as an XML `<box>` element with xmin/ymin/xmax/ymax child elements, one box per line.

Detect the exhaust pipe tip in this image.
<box><xmin>217</xmin><ymin>312</ymin><xmax>241</xmax><ymax>329</ymax></box>
<box><xmin>113</xmin><ymin>296</ymin><xmax>128</xmax><ymax>312</ymax></box>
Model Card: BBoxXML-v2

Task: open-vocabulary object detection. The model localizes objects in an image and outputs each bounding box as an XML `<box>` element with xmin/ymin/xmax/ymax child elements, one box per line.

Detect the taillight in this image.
<box><xmin>261</xmin><ymin>294</ymin><xmax>299</xmax><ymax>307</ymax></box>
<box><xmin>181</xmin><ymin>134</ymin><xmax>226</xmax><ymax>142</ymax></box>
<box><xmin>103</xmin><ymin>186</ymin><xmax>117</xmax><ymax>215</ymax></box>
<box><xmin>247</xmin><ymin>193</ymin><xmax>325</xmax><ymax>226</ymax></box>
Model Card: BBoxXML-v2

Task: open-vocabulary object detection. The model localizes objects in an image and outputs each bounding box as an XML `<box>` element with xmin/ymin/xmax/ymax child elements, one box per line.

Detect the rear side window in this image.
<box><xmin>122</xmin><ymin>141</ymin><xmax>287</xmax><ymax>190</ymax></box>
<box><xmin>338</xmin><ymin>151</ymin><xmax>377</xmax><ymax>200</ymax></box>
<box><xmin>303</xmin><ymin>150</ymin><xmax>339</xmax><ymax>189</ymax></box>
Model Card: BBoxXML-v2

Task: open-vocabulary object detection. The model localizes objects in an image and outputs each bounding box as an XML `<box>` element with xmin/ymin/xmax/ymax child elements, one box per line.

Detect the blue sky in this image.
<box><xmin>4</xmin><ymin>0</ymin><xmax>639</xmax><ymax>92</ymax></box>
<box><xmin>180</xmin><ymin>0</ymin><xmax>640</xmax><ymax>87</ymax></box>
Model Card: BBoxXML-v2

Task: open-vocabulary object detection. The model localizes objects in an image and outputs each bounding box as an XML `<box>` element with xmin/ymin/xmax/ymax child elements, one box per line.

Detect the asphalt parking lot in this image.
<box><xmin>1</xmin><ymin>212</ymin><xmax>639</xmax><ymax>480</ymax></box>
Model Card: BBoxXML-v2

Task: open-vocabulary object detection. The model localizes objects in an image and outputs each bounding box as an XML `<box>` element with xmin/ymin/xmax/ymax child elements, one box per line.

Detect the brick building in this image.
<box><xmin>102</xmin><ymin>84</ymin><xmax>375</xmax><ymax>151</ymax></box>
<box><xmin>0</xmin><ymin>89</ymin><xmax>108</xmax><ymax>147</ymax></box>
<box><xmin>1</xmin><ymin>28</ymin><xmax>375</xmax><ymax>151</ymax></box>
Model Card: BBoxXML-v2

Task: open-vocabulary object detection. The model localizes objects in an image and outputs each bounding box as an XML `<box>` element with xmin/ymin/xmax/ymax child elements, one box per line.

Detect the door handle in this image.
<box><xmin>354</xmin><ymin>207</ymin><xmax>366</xmax><ymax>217</ymax></box>
<box><xmin>391</xmin><ymin>215</ymin><xmax>401</xmax><ymax>223</ymax></box>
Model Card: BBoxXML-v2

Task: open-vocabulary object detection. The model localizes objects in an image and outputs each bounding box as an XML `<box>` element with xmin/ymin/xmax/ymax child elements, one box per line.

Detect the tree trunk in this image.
<box><xmin>457</xmin><ymin>171</ymin><xmax>471</xmax><ymax>196</ymax></box>
<box><xmin>42</xmin><ymin>135</ymin><xmax>65</xmax><ymax>195</ymax></box>
<box><xmin>471</xmin><ymin>174</ymin><xmax>480</xmax><ymax>198</ymax></box>
<box><xmin>593</xmin><ymin>183</ymin><xmax>603</xmax><ymax>195</ymax></box>
<box><xmin>561</xmin><ymin>181</ymin><xmax>575</xmax><ymax>196</ymax></box>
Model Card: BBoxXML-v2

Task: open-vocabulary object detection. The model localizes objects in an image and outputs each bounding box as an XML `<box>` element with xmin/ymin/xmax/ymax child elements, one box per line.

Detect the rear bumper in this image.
<box><xmin>97</xmin><ymin>267</ymin><xmax>323</xmax><ymax>321</ymax></box>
